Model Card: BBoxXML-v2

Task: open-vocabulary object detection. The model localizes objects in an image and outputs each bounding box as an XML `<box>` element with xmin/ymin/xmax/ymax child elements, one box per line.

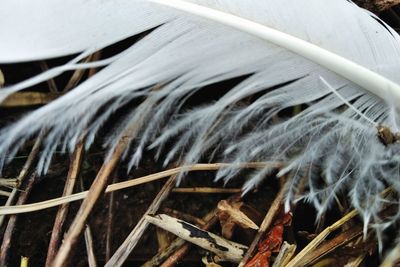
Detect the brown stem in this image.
<box><xmin>0</xmin><ymin>173</ymin><xmax>37</xmax><ymax>267</ymax></box>
<box><xmin>45</xmin><ymin>141</ymin><xmax>84</xmax><ymax>267</ymax></box>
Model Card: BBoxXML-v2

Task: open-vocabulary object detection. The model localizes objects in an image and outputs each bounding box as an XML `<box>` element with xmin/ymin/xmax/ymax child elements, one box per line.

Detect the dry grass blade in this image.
<box><xmin>299</xmin><ymin>225</ymin><xmax>363</xmax><ymax>266</ymax></box>
<box><xmin>286</xmin><ymin>187</ymin><xmax>392</xmax><ymax>267</ymax></box>
<box><xmin>0</xmin><ymin>178</ymin><xmax>18</xmax><ymax>187</ymax></box>
<box><xmin>272</xmin><ymin>241</ymin><xmax>297</xmax><ymax>267</ymax></box>
<box><xmin>285</xmin><ymin>209</ymin><xmax>358</xmax><ymax>267</ymax></box>
<box><xmin>45</xmin><ymin>140</ymin><xmax>84</xmax><ymax>266</ymax></box>
<box><xmin>1</xmin><ymin>92</ymin><xmax>59</xmax><ymax>107</ymax></box>
<box><xmin>172</xmin><ymin>187</ymin><xmax>242</xmax><ymax>194</ymax></box>
<box><xmin>106</xmin><ymin>174</ymin><xmax>177</xmax><ymax>267</ymax></box>
<box><xmin>146</xmin><ymin>213</ymin><xmax>248</xmax><ymax>263</ymax></box>
<box><xmin>0</xmin><ymin>190</ymin><xmax>11</xmax><ymax>197</ymax></box>
<box><xmin>0</xmin><ymin>162</ymin><xmax>280</xmax><ymax>216</ymax></box>
<box><xmin>238</xmin><ymin>178</ymin><xmax>288</xmax><ymax>267</ymax></box>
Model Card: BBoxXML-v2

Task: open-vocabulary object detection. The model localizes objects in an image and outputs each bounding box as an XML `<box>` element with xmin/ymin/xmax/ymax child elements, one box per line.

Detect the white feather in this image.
<box><xmin>1</xmin><ymin>0</ymin><xmax>400</xmax><ymax>248</ymax></box>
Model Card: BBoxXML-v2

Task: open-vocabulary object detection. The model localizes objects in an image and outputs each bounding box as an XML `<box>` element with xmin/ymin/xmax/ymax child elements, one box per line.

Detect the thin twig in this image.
<box><xmin>0</xmin><ymin>162</ymin><xmax>281</xmax><ymax>215</ymax></box>
<box><xmin>40</xmin><ymin>61</ymin><xmax>59</xmax><ymax>93</ymax></box>
<box><xmin>84</xmin><ymin>225</ymin><xmax>98</xmax><ymax>267</ymax></box>
<box><xmin>286</xmin><ymin>210</ymin><xmax>358</xmax><ymax>267</ymax></box>
<box><xmin>105</xmin><ymin>175</ymin><xmax>177</xmax><ymax>267</ymax></box>
<box><xmin>105</xmin><ymin>173</ymin><xmax>118</xmax><ymax>262</ymax></box>
<box><xmin>52</xmin><ymin>132</ymin><xmax>130</xmax><ymax>267</ymax></box>
<box><xmin>45</xmin><ymin>140</ymin><xmax>85</xmax><ymax>267</ymax></box>
<box><xmin>172</xmin><ymin>187</ymin><xmax>242</xmax><ymax>194</ymax></box>
<box><xmin>0</xmin><ymin>137</ymin><xmax>42</xmax><ymax>228</ymax></box>
<box><xmin>0</xmin><ymin>173</ymin><xmax>37</xmax><ymax>266</ymax></box>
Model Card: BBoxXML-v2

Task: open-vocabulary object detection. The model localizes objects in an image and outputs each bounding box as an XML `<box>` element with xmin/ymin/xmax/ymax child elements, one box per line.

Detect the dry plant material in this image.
<box><xmin>1</xmin><ymin>92</ymin><xmax>59</xmax><ymax>107</ymax></box>
<box><xmin>52</xmin><ymin>129</ymin><xmax>132</xmax><ymax>267</ymax></box>
<box><xmin>163</xmin><ymin>207</ymin><xmax>206</xmax><ymax>226</ymax></box>
<box><xmin>106</xmin><ymin>175</ymin><xmax>177</xmax><ymax>267</ymax></box>
<box><xmin>245</xmin><ymin>212</ymin><xmax>292</xmax><ymax>267</ymax></box>
<box><xmin>40</xmin><ymin>61</ymin><xmax>59</xmax><ymax>93</ymax></box>
<box><xmin>0</xmin><ymin>190</ymin><xmax>11</xmax><ymax>197</ymax></box>
<box><xmin>106</xmin><ymin>173</ymin><xmax>118</xmax><ymax>261</ymax></box>
<box><xmin>84</xmin><ymin>225</ymin><xmax>98</xmax><ymax>267</ymax></box>
<box><xmin>298</xmin><ymin>225</ymin><xmax>363</xmax><ymax>266</ymax></box>
<box><xmin>239</xmin><ymin>179</ymin><xmax>288</xmax><ymax>267</ymax></box>
<box><xmin>271</xmin><ymin>241</ymin><xmax>297</xmax><ymax>267</ymax></box>
<box><xmin>148</xmin><ymin>209</ymin><xmax>218</xmax><ymax>267</ymax></box>
<box><xmin>0</xmin><ymin>68</ymin><xmax>4</xmax><ymax>87</ymax></box>
<box><xmin>381</xmin><ymin>243</ymin><xmax>400</xmax><ymax>267</ymax></box>
<box><xmin>202</xmin><ymin>254</ymin><xmax>223</xmax><ymax>267</ymax></box>
<box><xmin>0</xmin><ymin>178</ymin><xmax>18</xmax><ymax>188</ymax></box>
<box><xmin>0</xmin><ymin>162</ymin><xmax>279</xmax><ymax>216</ymax></box>
<box><xmin>45</xmin><ymin>140</ymin><xmax>84</xmax><ymax>266</ymax></box>
<box><xmin>146</xmin><ymin>213</ymin><xmax>248</xmax><ymax>263</ymax></box>
<box><xmin>63</xmin><ymin>51</ymin><xmax>102</xmax><ymax>92</ymax></box>
<box><xmin>172</xmin><ymin>187</ymin><xmax>242</xmax><ymax>194</ymax></box>
<box><xmin>217</xmin><ymin>198</ymin><xmax>259</xmax><ymax>240</ymax></box>
<box><xmin>20</xmin><ymin>256</ymin><xmax>29</xmax><ymax>267</ymax></box>
<box><xmin>0</xmin><ymin>173</ymin><xmax>37</xmax><ymax>266</ymax></box>
<box><xmin>353</xmin><ymin>0</ymin><xmax>400</xmax><ymax>12</ymax></box>
<box><xmin>285</xmin><ymin>209</ymin><xmax>358</xmax><ymax>267</ymax></box>
<box><xmin>0</xmin><ymin>137</ymin><xmax>42</xmax><ymax>228</ymax></box>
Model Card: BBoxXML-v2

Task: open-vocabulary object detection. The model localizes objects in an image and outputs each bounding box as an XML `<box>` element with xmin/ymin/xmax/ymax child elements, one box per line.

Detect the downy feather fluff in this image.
<box><xmin>1</xmin><ymin>0</ymin><xmax>400</xmax><ymax>244</ymax></box>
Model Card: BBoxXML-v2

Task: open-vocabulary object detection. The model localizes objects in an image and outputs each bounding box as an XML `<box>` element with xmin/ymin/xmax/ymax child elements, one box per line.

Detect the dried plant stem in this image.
<box><xmin>105</xmin><ymin>173</ymin><xmax>118</xmax><ymax>262</ymax></box>
<box><xmin>172</xmin><ymin>187</ymin><xmax>241</xmax><ymax>194</ymax></box>
<box><xmin>147</xmin><ymin>214</ymin><xmax>247</xmax><ymax>263</ymax></box>
<box><xmin>238</xmin><ymin>178</ymin><xmax>288</xmax><ymax>267</ymax></box>
<box><xmin>0</xmin><ymin>162</ymin><xmax>280</xmax><ymax>216</ymax></box>
<box><xmin>159</xmin><ymin>211</ymin><xmax>218</xmax><ymax>267</ymax></box>
<box><xmin>300</xmin><ymin>225</ymin><xmax>363</xmax><ymax>266</ymax></box>
<box><xmin>40</xmin><ymin>61</ymin><xmax>59</xmax><ymax>93</ymax></box>
<box><xmin>0</xmin><ymin>190</ymin><xmax>11</xmax><ymax>197</ymax></box>
<box><xmin>272</xmin><ymin>241</ymin><xmax>297</xmax><ymax>267</ymax></box>
<box><xmin>285</xmin><ymin>209</ymin><xmax>358</xmax><ymax>267</ymax></box>
<box><xmin>63</xmin><ymin>51</ymin><xmax>101</xmax><ymax>92</ymax></box>
<box><xmin>105</xmin><ymin>174</ymin><xmax>177</xmax><ymax>267</ymax></box>
<box><xmin>1</xmin><ymin>92</ymin><xmax>59</xmax><ymax>107</ymax></box>
<box><xmin>0</xmin><ymin>137</ymin><xmax>42</xmax><ymax>228</ymax></box>
<box><xmin>45</xmin><ymin>140</ymin><xmax>84</xmax><ymax>267</ymax></box>
<box><xmin>52</xmin><ymin>132</ymin><xmax>130</xmax><ymax>267</ymax></box>
<box><xmin>0</xmin><ymin>173</ymin><xmax>36</xmax><ymax>267</ymax></box>
<box><xmin>84</xmin><ymin>225</ymin><xmax>98</xmax><ymax>267</ymax></box>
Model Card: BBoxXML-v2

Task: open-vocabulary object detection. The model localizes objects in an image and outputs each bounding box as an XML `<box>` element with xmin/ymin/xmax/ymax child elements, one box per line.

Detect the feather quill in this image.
<box><xmin>1</xmin><ymin>0</ymin><xmax>400</xmax><ymax>246</ymax></box>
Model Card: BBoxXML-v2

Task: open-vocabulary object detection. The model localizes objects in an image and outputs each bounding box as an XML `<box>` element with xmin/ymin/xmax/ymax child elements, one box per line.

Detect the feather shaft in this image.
<box><xmin>149</xmin><ymin>0</ymin><xmax>400</xmax><ymax>106</ymax></box>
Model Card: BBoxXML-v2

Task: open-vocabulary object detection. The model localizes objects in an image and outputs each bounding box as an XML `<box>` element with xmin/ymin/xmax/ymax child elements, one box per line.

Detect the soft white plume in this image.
<box><xmin>1</xmin><ymin>0</ymin><xmax>400</xmax><ymax>244</ymax></box>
